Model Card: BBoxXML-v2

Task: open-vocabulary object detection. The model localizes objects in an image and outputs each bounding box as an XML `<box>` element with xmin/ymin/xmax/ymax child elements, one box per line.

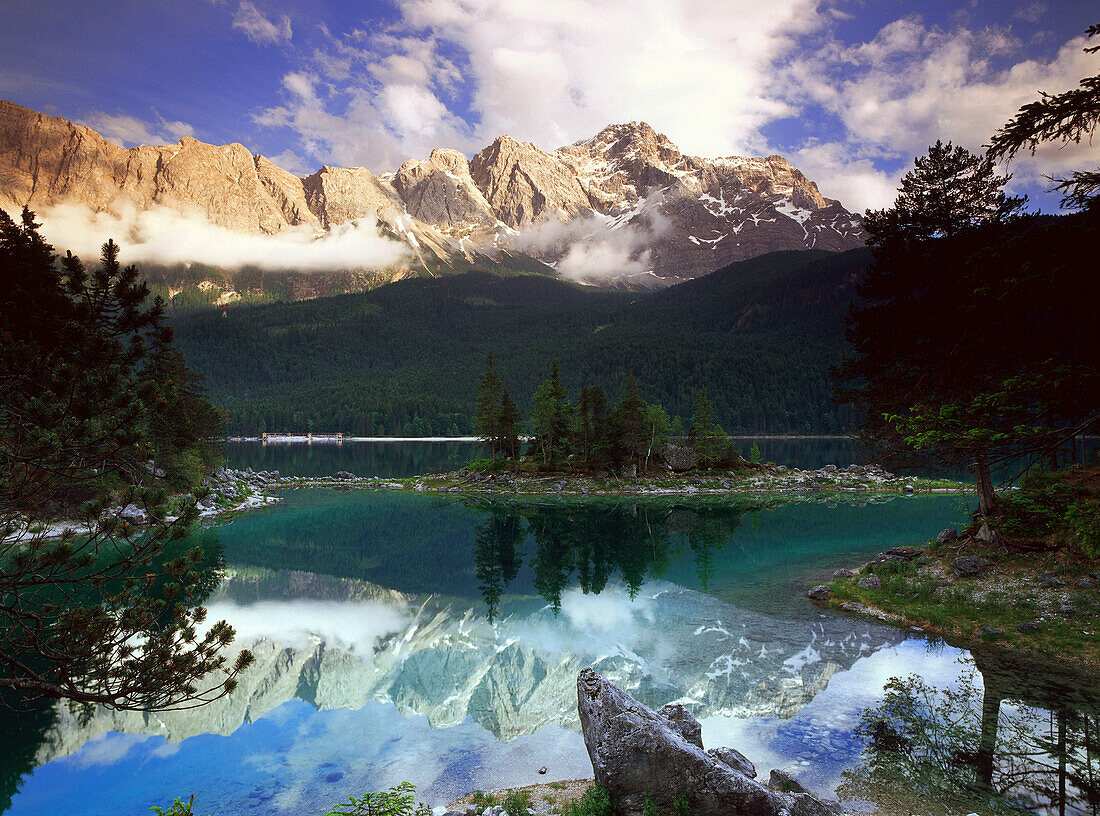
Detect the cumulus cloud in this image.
<box><xmin>232</xmin><ymin>1</ymin><xmax>292</xmax><ymax>46</ymax></box>
<box><xmin>252</xmin><ymin>0</ymin><xmax>824</xmax><ymax>172</ymax></box>
<box><xmin>30</xmin><ymin>201</ymin><xmax>410</xmax><ymax>272</ymax></box>
<box><xmin>783</xmin><ymin>22</ymin><xmax>1100</xmax><ymax>209</ymax></box>
<box><xmin>79</xmin><ymin>111</ymin><xmax>194</xmax><ymax>147</ymax></box>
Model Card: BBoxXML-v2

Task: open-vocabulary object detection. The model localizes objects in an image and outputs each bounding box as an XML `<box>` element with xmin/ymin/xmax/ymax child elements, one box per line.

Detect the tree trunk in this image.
<box><xmin>975</xmin><ymin>450</ymin><xmax>996</xmax><ymax>517</ymax></box>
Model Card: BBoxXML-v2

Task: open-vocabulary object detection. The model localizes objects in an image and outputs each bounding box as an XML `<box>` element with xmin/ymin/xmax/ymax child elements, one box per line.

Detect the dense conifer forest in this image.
<box><xmin>170</xmin><ymin>248</ymin><xmax>870</xmax><ymax>436</ymax></box>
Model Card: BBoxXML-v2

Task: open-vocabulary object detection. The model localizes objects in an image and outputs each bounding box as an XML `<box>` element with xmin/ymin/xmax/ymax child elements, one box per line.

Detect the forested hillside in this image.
<box><xmin>170</xmin><ymin>248</ymin><xmax>871</xmax><ymax>436</ymax></box>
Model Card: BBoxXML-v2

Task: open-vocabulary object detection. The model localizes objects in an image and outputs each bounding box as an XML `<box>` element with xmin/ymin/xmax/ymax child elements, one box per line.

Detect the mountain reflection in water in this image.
<box><xmin>5</xmin><ymin>489</ymin><xmax>1098</xmax><ymax>816</ymax></box>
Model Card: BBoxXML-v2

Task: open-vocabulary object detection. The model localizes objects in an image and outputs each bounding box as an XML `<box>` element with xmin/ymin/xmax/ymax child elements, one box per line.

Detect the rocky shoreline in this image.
<box><xmin>272</xmin><ymin>462</ymin><xmax>969</xmax><ymax>498</ymax></box>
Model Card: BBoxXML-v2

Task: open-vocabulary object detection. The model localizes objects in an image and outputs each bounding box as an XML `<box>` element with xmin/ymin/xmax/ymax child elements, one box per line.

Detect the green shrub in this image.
<box><xmin>671</xmin><ymin>794</ymin><xmax>691</xmax><ymax>816</ymax></box>
<box><xmin>149</xmin><ymin>796</ymin><xmax>207</xmax><ymax>816</ymax></box>
<box><xmin>503</xmin><ymin>789</ymin><xmax>533</xmax><ymax>816</ymax></box>
<box><xmin>1067</xmin><ymin>498</ymin><xmax>1100</xmax><ymax>558</ymax></box>
<box><xmin>325</xmin><ymin>781</ymin><xmax>433</xmax><ymax>816</ymax></box>
<box><xmin>471</xmin><ymin>791</ymin><xmax>498</xmax><ymax>810</ymax></box>
<box><xmin>563</xmin><ymin>784</ymin><xmax>616</xmax><ymax>816</ymax></box>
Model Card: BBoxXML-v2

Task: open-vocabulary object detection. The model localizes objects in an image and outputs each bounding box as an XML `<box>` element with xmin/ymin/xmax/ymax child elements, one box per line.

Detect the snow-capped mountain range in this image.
<box><xmin>0</xmin><ymin>100</ymin><xmax>865</xmax><ymax>285</ymax></box>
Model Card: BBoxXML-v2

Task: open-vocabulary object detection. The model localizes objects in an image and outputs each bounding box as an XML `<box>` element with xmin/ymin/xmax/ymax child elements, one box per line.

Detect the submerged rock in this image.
<box><xmin>576</xmin><ymin>668</ymin><xmax>832</xmax><ymax>816</ymax></box>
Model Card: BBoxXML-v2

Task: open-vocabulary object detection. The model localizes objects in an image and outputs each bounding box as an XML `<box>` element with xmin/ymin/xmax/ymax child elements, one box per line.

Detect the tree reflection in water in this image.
<box><xmin>467</xmin><ymin>498</ymin><xmax>758</xmax><ymax>620</ymax></box>
<box><xmin>840</xmin><ymin>647</ymin><xmax>1100</xmax><ymax>816</ymax></box>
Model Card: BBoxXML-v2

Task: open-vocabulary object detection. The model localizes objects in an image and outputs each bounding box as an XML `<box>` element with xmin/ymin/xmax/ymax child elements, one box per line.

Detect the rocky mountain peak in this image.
<box><xmin>0</xmin><ymin>99</ymin><xmax>866</xmax><ymax>287</ymax></box>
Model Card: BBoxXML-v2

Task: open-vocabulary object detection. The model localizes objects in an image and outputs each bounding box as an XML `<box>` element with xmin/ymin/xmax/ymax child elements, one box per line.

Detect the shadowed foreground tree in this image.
<box><xmin>836</xmin><ymin>142</ymin><xmax>1063</xmax><ymax>517</ymax></box>
<box><xmin>989</xmin><ymin>23</ymin><xmax>1100</xmax><ymax>209</ymax></box>
<box><xmin>0</xmin><ymin>209</ymin><xmax>252</xmax><ymax>711</ymax></box>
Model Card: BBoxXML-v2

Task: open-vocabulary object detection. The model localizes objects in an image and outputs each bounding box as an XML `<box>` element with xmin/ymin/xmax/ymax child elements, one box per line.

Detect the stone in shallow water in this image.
<box><xmin>807</xmin><ymin>585</ymin><xmax>833</xmax><ymax>600</ymax></box>
<box><xmin>832</xmin><ymin>568</ymin><xmax>855</xmax><ymax>579</ymax></box>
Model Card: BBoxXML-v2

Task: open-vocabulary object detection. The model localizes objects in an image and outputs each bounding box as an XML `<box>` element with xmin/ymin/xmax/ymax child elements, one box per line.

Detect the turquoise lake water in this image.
<box><xmin>4</xmin><ymin>442</ymin><xmax>1097</xmax><ymax>816</ymax></box>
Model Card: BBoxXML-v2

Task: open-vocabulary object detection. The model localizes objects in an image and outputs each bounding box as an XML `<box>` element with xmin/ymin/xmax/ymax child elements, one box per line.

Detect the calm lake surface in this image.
<box><xmin>5</xmin><ymin>441</ymin><xmax>1097</xmax><ymax>816</ymax></box>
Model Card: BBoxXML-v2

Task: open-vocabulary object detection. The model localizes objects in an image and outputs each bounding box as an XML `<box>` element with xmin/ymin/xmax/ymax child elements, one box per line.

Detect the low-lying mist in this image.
<box><xmin>26</xmin><ymin>201</ymin><xmax>412</xmax><ymax>271</ymax></box>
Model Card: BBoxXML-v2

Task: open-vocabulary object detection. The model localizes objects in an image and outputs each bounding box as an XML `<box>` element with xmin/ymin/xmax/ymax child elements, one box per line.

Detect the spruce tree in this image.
<box><xmin>498</xmin><ymin>389</ymin><xmax>522</xmax><ymax>460</ymax></box>
<box><xmin>611</xmin><ymin>374</ymin><xmax>647</xmax><ymax>468</ymax></box>
<box><xmin>475</xmin><ymin>354</ymin><xmax>504</xmax><ymax>458</ymax></box>
<box><xmin>0</xmin><ymin>209</ymin><xmax>252</xmax><ymax>710</ymax></box>
<box><xmin>530</xmin><ymin>361</ymin><xmax>573</xmax><ymax>466</ymax></box>
<box><xmin>689</xmin><ymin>388</ymin><xmax>726</xmax><ymax>468</ymax></box>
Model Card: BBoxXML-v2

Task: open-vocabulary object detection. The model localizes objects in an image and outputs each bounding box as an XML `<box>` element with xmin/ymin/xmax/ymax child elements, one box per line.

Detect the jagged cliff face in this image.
<box><xmin>31</xmin><ymin>571</ymin><xmax>903</xmax><ymax>765</ymax></box>
<box><xmin>0</xmin><ymin>100</ymin><xmax>865</xmax><ymax>285</ymax></box>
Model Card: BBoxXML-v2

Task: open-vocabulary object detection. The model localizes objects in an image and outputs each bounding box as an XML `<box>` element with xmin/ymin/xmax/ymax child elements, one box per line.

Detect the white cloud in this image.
<box><xmin>242</xmin><ymin>2</ymin><xmax>1095</xmax><ymax>214</ymax></box>
<box><xmin>29</xmin><ymin>201</ymin><xmax>410</xmax><ymax>272</ymax></box>
<box><xmin>232</xmin><ymin>1</ymin><xmax>292</xmax><ymax>46</ymax></box>
<box><xmin>783</xmin><ymin>23</ymin><xmax>1100</xmax><ymax>209</ymax></box>
<box><xmin>509</xmin><ymin>194</ymin><xmax>670</xmax><ymax>282</ymax></box>
<box><xmin>253</xmin><ymin>0</ymin><xmax>825</xmax><ymax>172</ymax></box>
<box><xmin>79</xmin><ymin>111</ymin><xmax>194</xmax><ymax>147</ymax></box>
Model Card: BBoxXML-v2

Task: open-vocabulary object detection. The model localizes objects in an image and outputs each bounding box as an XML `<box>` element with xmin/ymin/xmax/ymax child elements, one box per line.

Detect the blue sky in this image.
<box><xmin>2</xmin><ymin>0</ymin><xmax>1097</xmax><ymax>211</ymax></box>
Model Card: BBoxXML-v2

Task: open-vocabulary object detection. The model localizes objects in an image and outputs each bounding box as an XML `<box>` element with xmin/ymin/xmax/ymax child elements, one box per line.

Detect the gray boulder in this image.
<box><xmin>576</xmin><ymin>668</ymin><xmax>831</xmax><ymax>816</ymax></box>
<box><xmin>857</xmin><ymin>575</ymin><xmax>882</xmax><ymax>590</ymax></box>
<box><xmin>661</xmin><ymin>444</ymin><xmax>698</xmax><ymax>473</ymax></box>
<box><xmin>1038</xmin><ymin>571</ymin><xmax>1065</xmax><ymax>588</ymax></box>
<box><xmin>118</xmin><ymin>504</ymin><xmax>147</xmax><ymax>524</ymax></box>
<box><xmin>657</xmin><ymin>703</ymin><xmax>703</xmax><ymax>749</ymax></box>
<box><xmin>832</xmin><ymin>568</ymin><xmax>855</xmax><ymax>579</ymax></box>
<box><xmin>708</xmin><ymin>746</ymin><xmax>756</xmax><ymax>778</ymax></box>
<box><xmin>769</xmin><ymin>770</ymin><xmax>810</xmax><ymax>794</ymax></box>
<box><xmin>807</xmin><ymin>585</ymin><xmax>833</xmax><ymax>600</ymax></box>
<box><xmin>953</xmin><ymin>556</ymin><xmax>989</xmax><ymax>578</ymax></box>
<box><xmin>936</xmin><ymin>528</ymin><xmax>958</xmax><ymax>545</ymax></box>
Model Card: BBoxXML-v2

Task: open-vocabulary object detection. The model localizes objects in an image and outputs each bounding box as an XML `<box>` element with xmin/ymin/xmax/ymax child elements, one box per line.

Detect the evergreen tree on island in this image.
<box><xmin>530</xmin><ymin>361</ymin><xmax>573</xmax><ymax>466</ymax></box>
<box><xmin>689</xmin><ymin>388</ymin><xmax>727</xmax><ymax>468</ymax></box>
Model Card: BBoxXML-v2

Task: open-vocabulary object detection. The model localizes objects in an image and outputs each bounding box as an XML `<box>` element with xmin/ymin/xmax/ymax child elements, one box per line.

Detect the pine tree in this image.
<box><xmin>689</xmin><ymin>388</ymin><xmax>726</xmax><ymax>468</ymax></box>
<box><xmin>611</xmin><ymin>374</ymin><xmax>647</xmax><ymax>468</ymax></box>
<box><xmin>530</xmin><ymin>361</ymin><xmax>573</xmax><ymax>466</ymax></box>
<box><xmin>989</xmin><ymin>24</ymin><xmax>1100</xmax><ymax>209</ymax></box>
<box><xmin>475</xmin><ymin>354</ymin><xmax>504</xmax><ymax>459</ymax></box>
<box><xmin>0</xmin><ymin>209</ymin><xmax>252</xmax><ymax>710</ymax></box>
<box><xmin>588</xmin><ymin>386</ymin><xmax>611</xmax><ymax>463</ymax></box>
<box><xmin>498</xmin><ymin>388</ymin><xmax>522</xmax><ymax>459</ymax></box>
